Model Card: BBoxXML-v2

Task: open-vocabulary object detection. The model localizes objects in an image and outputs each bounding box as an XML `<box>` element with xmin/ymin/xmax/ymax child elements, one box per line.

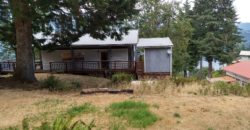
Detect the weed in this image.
<box><xmin>109</xmin><ymin>120</ymin><xmax>127</xmax><ymax>130</ymax></box>
<box><xmin>207</xmin><ymin>128</ymin><xmax>215</xmax><ymax>130</ymax></box>
<box><xmin>111</xmin><ymin>73</ymin><xmax>134</xmax><ymax>84</ymax></box>
<box><xmin>70</xmin><ymin>81</ymin><xmax>81</xmax><ymax>89</ymax></box>
<box><xmin>65</xmin><ymin>103</ymin><xmax>96</xmax><ymax>118</ymax></box>
<box><xmin>33</xmin><ymin>117</ymin><xmax>95</xmax><ymax>130</ymax></box>
<box><xmin>173</xmin><ymin>113</ymin><xmax>181</xmax><ymax>118</ymax></box>
<box><xmin>108</xmin><ymin>101</ymin><xmax>158</xmax><ymax>128</ymax></box>
<box><xmin>41</xmin><ymin>75</ymin><xmax>67</xmax><ymax>91</ymax></box>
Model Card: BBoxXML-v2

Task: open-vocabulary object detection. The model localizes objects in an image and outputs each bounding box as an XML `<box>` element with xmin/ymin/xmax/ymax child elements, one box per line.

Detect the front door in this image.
<box><xmin>101</xmin><ymin>52</ymin><xmax>109</xmax><ymax>69</ymax></box>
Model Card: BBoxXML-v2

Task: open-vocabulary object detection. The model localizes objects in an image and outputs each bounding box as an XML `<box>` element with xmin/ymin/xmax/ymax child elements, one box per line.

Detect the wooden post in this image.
<box><xmin>114</xmin><ymin>61</ymin><xmax>116</xmax><ymax>70</ymax></box>
<box><xmin>49</xmin><ymin>62</ymin><xmax>52</xmax><ymax>72</ymax></box>
<box><xmin>0</xmin><ymin>63</ymin><xmax>2</xmax><ymax>73</ymax></box>
<box><xmin>65</xmin><ymin>62</ymin><xmax>68</xmax><ymax>73</ymax></box>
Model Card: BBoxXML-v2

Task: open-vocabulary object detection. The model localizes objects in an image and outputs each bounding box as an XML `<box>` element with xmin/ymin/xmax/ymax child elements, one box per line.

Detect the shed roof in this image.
<box><xmin>223</xmin><ymin>61</ymin><xmax>250</xmax><ymax>79</ymax></box>
<box><xmin>240</xmin><ymin>51</ymin><xmax>250</xmax><ymax>56</ymax></box>
<box><xmin>72</xmin><ymin>30</ymin><xmax>139</xmax><ymax>46</ymax></box>
<box><xmin>137</xmin><ymin>37</ymin><xmax>173</xmax><ymax>48</ymax></box>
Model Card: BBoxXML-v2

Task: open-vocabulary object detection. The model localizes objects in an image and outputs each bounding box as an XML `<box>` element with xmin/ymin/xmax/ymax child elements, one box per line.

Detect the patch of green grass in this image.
<box><xmin>65</xmin><ymin>103</ymin><xmax>96</xmax><ymax>118</ymax></box>
<box><xmin>173</xmin><ymin>113</ymin><xmax>181</xmax><ymax>118</ymax></box>
<box><xmin>0</xmin><ymin>126</ymin><xmax>19</xmax><ymax>130</ymax></box>
<box><xmin>207</xmin><ymin>128</ymin><xmax>215</xmax><ymax>130</ymax></box>
<box><xmin>108</xmin><ymin>101</ymin><xmax>158</xmax><ymax>128</ymax></box>
<box><xmin>109</xmin><ymin>120</ymin><xmax>127</xmax><ymax>130</ymax></box>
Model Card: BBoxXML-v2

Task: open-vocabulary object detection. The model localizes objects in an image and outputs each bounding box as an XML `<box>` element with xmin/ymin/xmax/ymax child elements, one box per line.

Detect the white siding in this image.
<box><xmin>41</xmin><ymin>48</ymin><xmax>129</xmax><ymax>70</ymax></box>
<box><xmin>240</xmin><ymin>56</ymin><xmax>250</xmax><ymax>61</ymax></box>
<box><xmin>41</xmin><ymin>50</ymin><xmax>70</xmax><ymax>70</ymax></box>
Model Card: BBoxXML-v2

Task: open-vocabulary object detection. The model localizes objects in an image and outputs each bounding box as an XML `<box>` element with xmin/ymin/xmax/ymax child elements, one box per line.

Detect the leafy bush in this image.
<box><xmin>41</xmin><ymin>75</ymin><xmax>82</xmax><ymax>92</ymax></box>
<box><xmin>212</xmin><ymin>70</ymin><xmax>225</xmax><ymax>78</ymax></box>
<box><xmin>108</xmin><ymin>101</ymin><xmax>158</xmax><ymax>128</ymax></box>
<box><xmin>41</xmin><ymin>75</ymin><xmax>67</xmax><ymax>91</ymax></box>
<box><xmin>111</xmin><ymin>73</ymin><xmax>134</xmax><ymax>84</ymax></box>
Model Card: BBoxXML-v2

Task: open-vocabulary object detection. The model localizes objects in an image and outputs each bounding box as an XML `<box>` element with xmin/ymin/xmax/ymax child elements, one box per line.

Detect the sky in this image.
<box><xmin>174</xmin><ymin>0</ymin><xmax>250</xmax><ymax>23</ymax></box>
<box><xmin>234</xmin><ymin>0</ymin><xmax>250</xmax><ymax>23</ymax></box>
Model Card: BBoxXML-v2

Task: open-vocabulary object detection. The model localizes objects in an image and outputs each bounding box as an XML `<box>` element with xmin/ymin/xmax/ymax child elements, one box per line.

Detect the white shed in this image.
<box><xmin>138</xmin><ymin>38</ymin><xmax>173</xmax><ymax>75</ymax></box>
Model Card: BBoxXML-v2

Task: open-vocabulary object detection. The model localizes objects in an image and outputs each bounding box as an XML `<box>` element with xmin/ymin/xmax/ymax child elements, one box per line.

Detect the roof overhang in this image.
<box><xmin>137</xmin><ymin>37</ymin><xmax>173</xmax><ymax>48</ymax></box>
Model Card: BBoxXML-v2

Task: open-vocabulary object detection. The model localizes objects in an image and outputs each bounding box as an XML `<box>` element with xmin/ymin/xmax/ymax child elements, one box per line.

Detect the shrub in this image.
<box><xmin>111</xmin><ymin>73</ymin><xmax>134</xmax><ymax>84</ymax></box>
<box><xmin>41</xmin><ymin>75</ymin><xmax>82</xmax><ymax>92</ymax></box>
<box><xmin>70</xmin><ymin>81</ymin><xmax>81</xmax><ymax>89</ymax></box>
<box><xmin>212</xmin><ymin>70</ymin><xmax>225</xmax><ymax>78</ymax></box>
<box><xmin>41</xmin><ymin>75</ymin><xmax>67</xmax><ymax>91</ymax></box>
<box><xmin>108</xmin><ymin>101</ymin><xmax>158</xmax><ymax>128</ymax></box>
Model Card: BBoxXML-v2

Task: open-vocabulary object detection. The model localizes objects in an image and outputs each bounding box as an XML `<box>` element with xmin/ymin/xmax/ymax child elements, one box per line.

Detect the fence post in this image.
<box><xmin>114</xmin><ymin>61</ymin><xmax>116</xmax><ymax>70</ymax></box>
<box><xmin>65</xmin><ymin>62</ymin><xmax>68</xmax><ymax>73</ymax></box>
<box><xmin>0</xmin><ymin>63</ymin><xmax>2</xmax><ymax>73</ymax></box>
<box><xmin>12</xmin><ymin>63</ymin><xmax>16</xmax><ymax>71</ymax></box>
<box><xmin>49</xmin><ymin>62</ymin><xmax>52</xmax><ymax>72</ymax></box>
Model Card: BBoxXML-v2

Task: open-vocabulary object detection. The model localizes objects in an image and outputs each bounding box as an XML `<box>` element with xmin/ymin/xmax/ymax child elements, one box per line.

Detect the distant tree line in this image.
<box><xmin>133</xmin><ymin>0</ymin><xmax>242</xmax><ymax>78</ymax></box>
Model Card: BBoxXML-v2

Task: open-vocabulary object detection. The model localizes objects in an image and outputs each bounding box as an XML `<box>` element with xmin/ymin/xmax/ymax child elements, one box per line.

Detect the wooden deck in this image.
<box><xmin>0</xmin><ymin>61</ymin><xmax>170</xmax><ymax>78</ymax></box>
<box><xmin>49</xmin><ymin>61</ymin><xmax>137</xmax><ymax>74</ymax></box>
<box><xmin>0</xmin><ymin>62</ymin><xmax>43</xmax><ymax>73</ymax></box>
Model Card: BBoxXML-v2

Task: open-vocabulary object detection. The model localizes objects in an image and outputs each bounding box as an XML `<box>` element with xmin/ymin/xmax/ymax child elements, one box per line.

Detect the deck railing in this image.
<box><xmin>0</xmin><ymin>62</ymin><xmax>42</xmax><ymax>73</ymax></box>
<box><xmin>49</xmin><ymin>61</ymin><xmax>136</xmax><ymax>73</ymax></box>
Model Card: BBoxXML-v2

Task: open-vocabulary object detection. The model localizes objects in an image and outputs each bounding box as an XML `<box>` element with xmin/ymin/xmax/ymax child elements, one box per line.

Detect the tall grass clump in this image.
<box><xmin>41</xmin><ymin>75</ymin><xmax>81</xmax><ymax>91</ymax></box>
<box><xmin>111</xmin><ymin>73</ymin><xmax>134</xmax><ymax>84</ymax></box>
<box><xmin>108</xmin><ymin>101</ymin><xmax>158</xmax><ymax>128</ymax></box>
<box><xmin>170</xmin><ymin>76</ymin><xmax>198</xmax><ymax>87</ymax></box>
<box><xmin>199</xmin><ymin>82</ymin><xmax>250</xmax><ymax>97</ymax></box>
<box><xmin>41</xmin><ymin>75</ymin><xmax>67</xmax><ymax>91</ymax></box>
<box><xmin>32</xmin><ymin>117</ymin><xmax>95</xmax><ymax>130</ymax></box>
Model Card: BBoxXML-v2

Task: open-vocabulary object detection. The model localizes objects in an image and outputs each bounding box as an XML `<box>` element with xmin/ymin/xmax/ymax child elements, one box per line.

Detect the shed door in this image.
<box><xmin>144</xmin><ymin>48</ymin><xmax>170</xmax><ymax>73</ymax></box>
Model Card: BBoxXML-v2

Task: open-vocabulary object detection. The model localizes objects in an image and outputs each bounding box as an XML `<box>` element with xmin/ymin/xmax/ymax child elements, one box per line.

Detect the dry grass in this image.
<box><xmin>0</xmin><ymin>75</ymin><xmax>250</xmax><ymax>130</ymax></box>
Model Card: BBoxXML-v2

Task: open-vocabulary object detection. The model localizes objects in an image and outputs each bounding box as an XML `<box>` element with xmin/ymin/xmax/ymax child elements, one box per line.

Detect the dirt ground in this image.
<box><xmin>0</xmin><ymin>74</ymin><xmax>250</xmax><ymax>130</ymax></box>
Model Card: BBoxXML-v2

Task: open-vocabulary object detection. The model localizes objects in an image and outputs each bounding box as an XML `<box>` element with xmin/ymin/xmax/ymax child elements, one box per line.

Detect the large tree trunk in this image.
<box><xmin>12</xmin><ymin>0</ymin><xmax>37</xmax><ymax>82</ymax></box>
<box><xmin>207</xmin><ymin>60</ymin><xmax>213</xmax><ymax>78</ymax></box>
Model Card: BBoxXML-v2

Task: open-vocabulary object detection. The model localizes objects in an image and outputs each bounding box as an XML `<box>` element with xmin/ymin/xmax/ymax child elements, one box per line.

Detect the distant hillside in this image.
<box><xmin>238</xmin><ymin>23</ymin><xmax>250</xmax><ymax>49</ymax></box>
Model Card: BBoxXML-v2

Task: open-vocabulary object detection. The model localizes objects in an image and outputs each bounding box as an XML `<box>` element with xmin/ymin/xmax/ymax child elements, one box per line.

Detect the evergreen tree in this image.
<box><xmin>0</xmin><ymin>0</ymin><xmax>138</xmax><ymax>82</ymax></box>
<box><xmin>192</xmin><ymin>0</ymin><xmax>242</xmax><ymax>78</ymax></box>
<box><xmin>135</xmin><ymin>0</ymin><xmax>194</xmax><ymax>75</ymax></box>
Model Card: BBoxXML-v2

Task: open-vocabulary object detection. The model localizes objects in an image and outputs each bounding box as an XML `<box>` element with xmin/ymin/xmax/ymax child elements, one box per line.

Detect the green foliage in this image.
<box><xmin>22</xmin><ymin>118</ymin><xmax>29</xmax><ymax>130</ymax></box>
<box><xmin>33</xmin><ymin>117</ymin><xmax>95</xmax><ymax>130</ymax></box>
<box><xmin>199</xmin><ymin>82</ymin><xmax>250</xmax><ymax>97</ymax></box>
<box><xmin>134</xmin><ymin>0</ymin><xmax>194</xmax><ymax>74</ymax></box>
<box><xmin>111</xmin><ymin>73</ymin><xmax>134</xmax><ymax>84</ymax></box>
<box><xmin>0</xmin><ymin>127</ymin><xmax>19</xmax><ymax>130</ymax></box>
<box><xmin>109</xmin><ymin>120</ymin><xmax>127</xmax><ymax>130</ymax></box>
<box><xmin>190</xmin><ymin>68</ymin><xmax>209</xmax><ymax>80</ymax></box>
<box><xmin>192</xmin><ymin>0</ymin><xmax>242</xmax><ymax>76</ymax></box>
<box><xmin>170</xmin><ymin>76</ymin><xmax>197</xmax><ymax>87</ymax></box>
<box><xmin>173</xmin><ymin>113</ymin><xmax>181</xmax><ymax>118</ymax></box>
<box><xmin>41</xmin><ymin>75</ymin><xmax>82</xmax><ymax>91</ymax></box>
<box><xmin>41</xmin><ymin>75</ymin><xmax>66</xmax><ymax>91</ymax></box>
<box><xmin>65</xmin><ymin>103</ymin><xmax>96</xmax><ymax>118</ymax></box>
<box><xmin>108</xmin><ymin>101</ymin><xmax>158</xmax><ymax>128</ymax></box>
<box><xmin>212</xmin><ymin>70</ymin><xmax>225</xmax><ymax>78</ymax></box>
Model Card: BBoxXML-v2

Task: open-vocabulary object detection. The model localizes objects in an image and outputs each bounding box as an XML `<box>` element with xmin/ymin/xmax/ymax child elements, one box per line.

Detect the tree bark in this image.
<box><xmin>12</xmin><ymin>0</ymin><xmax>37</xmax><ymax>82</ymax></box>
<box><xmin>208</xmin><ymin>60</ymin><xmax>213</xmax><ymax>78</ymax></box>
